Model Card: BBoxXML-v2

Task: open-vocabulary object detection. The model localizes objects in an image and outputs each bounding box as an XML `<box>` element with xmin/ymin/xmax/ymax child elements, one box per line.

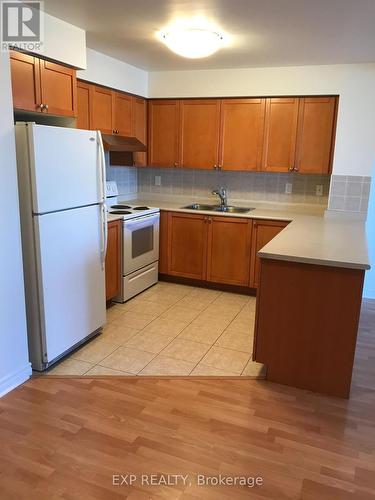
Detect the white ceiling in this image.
<box><xmin>43</xmin><ymin>0</ymin><xmax>375</xmax><ymax>71</ymax></box>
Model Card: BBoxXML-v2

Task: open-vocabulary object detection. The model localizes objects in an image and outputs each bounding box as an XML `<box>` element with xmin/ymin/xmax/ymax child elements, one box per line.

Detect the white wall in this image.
<box><xmin>0</xmin><ymin>53</ymin><xmax>31</xmax><ymax>397</ymax></box>
<box><xmin>78</xmin><ymin>48</ymin><xmax>148</xmax><ymax>97</ymax></box>
<box><xmin>364</xmin><ymin>172</ymin><xmax>375</xmax><ymax>298</ymax></box>
<box><xmin>148</xmin><ymin>63</ymin><xmax>375</xmax><ymax>178</ymax></box>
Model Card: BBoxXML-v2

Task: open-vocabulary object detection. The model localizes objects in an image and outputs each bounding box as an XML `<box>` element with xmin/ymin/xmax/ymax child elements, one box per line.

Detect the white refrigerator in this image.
<box><xmin>15</xmin><ymin>123</ymin><xmax>107</xmax><ymax>371</ymax></box>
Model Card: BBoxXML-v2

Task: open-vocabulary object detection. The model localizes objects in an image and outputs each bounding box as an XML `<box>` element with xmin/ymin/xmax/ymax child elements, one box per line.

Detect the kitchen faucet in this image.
<box><xmin>212</xmin><ymin>187</ymin><xmax>228</xmax><ymax>208</ymax></box>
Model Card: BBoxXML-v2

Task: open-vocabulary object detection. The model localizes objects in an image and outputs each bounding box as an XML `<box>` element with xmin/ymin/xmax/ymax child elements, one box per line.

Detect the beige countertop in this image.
<box><xmin>108</xmin><ymin>196</ymin><xmax>370</xmax><ymax>271</ymax></box>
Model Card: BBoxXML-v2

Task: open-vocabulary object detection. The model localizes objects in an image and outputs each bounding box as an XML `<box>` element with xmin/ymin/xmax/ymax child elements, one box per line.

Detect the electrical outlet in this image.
<box><xmin>316</xmin><ymin>184</ymin><xmax>323</xmax><ymax>196</ymax></box>
<box><xmin>154</xmin><ymin>175</ymin><xmax>161</xmax><ymax>186</ymax></box>
<box><xmin>285</xmin><ymin>183</ymin><xmax>293</xmax><ymax>195</ymax></box>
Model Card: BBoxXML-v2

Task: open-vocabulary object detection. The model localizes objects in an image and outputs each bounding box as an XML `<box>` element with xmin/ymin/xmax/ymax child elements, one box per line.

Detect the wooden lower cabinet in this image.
<box><xmin>253</xmin><ymin>258</ymin><xmax>365</xmax><ymax>397</ymax></box>
<box><xmin>105</xmin><ymin>220</ymin><xmax>122</xmax><ymax>301</ymax></box>
<box><xmin>250</xmin><ymin>219</ymin><xmax>289</xmax><ymax>287</ymax></box>
<box><xmin>167</xmin><ymin>212</ymin><xmax>207</xmax><ymax>280</ymax></box>
<box><xmin>207</xmin><ymin>217</ymin><xmax>252</xmax><ymax>286</ymax></box>
<box><xmin>159</xmin><ymin>211</ymin><xmax>169</xmax><ymax>274</ymax></box>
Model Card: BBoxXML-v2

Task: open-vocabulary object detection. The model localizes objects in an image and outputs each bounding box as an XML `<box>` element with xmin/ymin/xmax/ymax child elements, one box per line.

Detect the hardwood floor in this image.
<box><xmin>0</xmin><ymin>300</ymin><xmax>374</xmax><ymax>499</ymax></box>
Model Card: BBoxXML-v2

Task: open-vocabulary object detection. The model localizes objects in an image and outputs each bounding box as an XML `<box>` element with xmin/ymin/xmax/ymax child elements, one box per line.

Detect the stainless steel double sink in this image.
<box><xmin>183</xmin><ymin>203</ymin><xmax>255</xmax><ymax>214</ymax></box>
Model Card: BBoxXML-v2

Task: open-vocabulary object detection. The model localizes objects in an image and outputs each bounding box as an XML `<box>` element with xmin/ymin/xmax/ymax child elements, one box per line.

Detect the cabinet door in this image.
<box><xmin>168</xmin><ymin>212</ymin><xmax>208</xmax><ymax>280</ymax></box>
<box><xmin>91</xmin><ymin>86</ymin><xmax>114</xmax><ymax>134</ymax></box>
<box><xmin>180</xmin><ymin>100</ymin><xmax>220</xmax><ymax>169</ymax></box>
<box><xmin>262</xmin><ymin>98</ymin><xmax>299</xmax><ymax>173</ymax></box>
<box><xmin>113</xmin><ymin>92</ymin><xmax>133</xmax><ymax>136</ymax></box>
<box><xmin>250</xmin><ymin>219</ymin><xmax>289</xmax><ymax>288</ymax></box>
<box><xmin>219</xmin><ymin>99</ymin><xmax>265</xmax><ymax>171</ymax></box>
<box><xmin>159</xmin><ymin>210</ymin><xmax>169</xmax><ymax>274</ymax></box>
<box><xmin>105</xmin><ymin>220</ymin><xmax>121</xmax><ymax>301</ymax></box>
<box><xmin>148</xmin><ymin>100</ymin><xmax>180</xmax><ymax>167</ymax></box>
<box><xmin>76</xmin><ymin>81</ymin><xmax>92</xmax><ymax>130</ymax></box>
<box><xmin>10</xmin><ymin>50</ymin><xmax>41</xmax><ymax>112</ymax></box>
<box><xmin>207</xmin><ymin>217</ymin><xmax>252</xmax><ymax>286</ymax></box>
<box><xmin>133</xmin><ymin>97</ymin><xmax>147</xmax><ymax>167</ymax></box>
<box><xmin>295</xmin><ymin>97</ymin><xmax>337</xmax><ymax>174</ymax></box>
<box><xmin>39</xmin><ymin>59</ymin><xmax>77</xmax><ymax>117</ymax></box>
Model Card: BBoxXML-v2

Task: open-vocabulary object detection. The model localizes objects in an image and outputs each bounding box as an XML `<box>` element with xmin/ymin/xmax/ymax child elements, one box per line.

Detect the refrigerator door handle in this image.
<box><xmin>100</xmin><ymin>202</ymin><xmax>108</xmax><ymax>270</ymax></box>
<box><xmin>97</xmin><ymin>131</ymin><xmax>107</xmax><ymax>203</ymax></box>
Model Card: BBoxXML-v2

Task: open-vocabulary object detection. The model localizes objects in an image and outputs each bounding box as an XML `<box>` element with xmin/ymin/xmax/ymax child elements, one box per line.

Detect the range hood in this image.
<box><xmin>101</xmin><ymin>133</ymin><xmax>147</xmax><ymax>152</ymax></box>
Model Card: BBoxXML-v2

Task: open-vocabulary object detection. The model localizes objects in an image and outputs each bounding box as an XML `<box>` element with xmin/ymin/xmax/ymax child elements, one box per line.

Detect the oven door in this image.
<box><xmin>123</xmin><ymin>213</ymin><xmax>160</xmax><ymax>275</ymax></box>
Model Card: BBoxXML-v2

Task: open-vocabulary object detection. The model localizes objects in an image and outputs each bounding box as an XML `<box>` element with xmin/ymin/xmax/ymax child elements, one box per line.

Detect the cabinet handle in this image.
<box><xmin>37</xmin><ymin>103</ymin><xmax>44</xmax><ymax>110</ymax></box>
<box><xmin>213</xmin><ymin>165</ymin><xmax>218</xmax><ymax>170</ymax></box>
<box><xmin>173</xmin><ymin>162</ymin><xmax>179</xmax><ymax>167</ymax></box>
<box><xmin>289</xmin><ymin>166</ymin><xmax>294</xmax><ymax>172</ymax></box>
<box><xmin>44</xmin><ymin>104</ymin><xmax>48</xmax><ymax>111</ymax></box>
<box><xmin>112</xmin><ymin>129</ymin><xmax>116</xmax><ymax>134</ymax></box>
<box><xmin>294</xmin><ymin>166</ymin><xmax>299</xmax><ymax>172</ymax></box>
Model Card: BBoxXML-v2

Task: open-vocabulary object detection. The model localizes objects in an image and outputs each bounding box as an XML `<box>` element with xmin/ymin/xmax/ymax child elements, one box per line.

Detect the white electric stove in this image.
<box><xmin>106</xmin><ymin>181</ymin><xmax>160</xmax><ymax>302</ymax></box>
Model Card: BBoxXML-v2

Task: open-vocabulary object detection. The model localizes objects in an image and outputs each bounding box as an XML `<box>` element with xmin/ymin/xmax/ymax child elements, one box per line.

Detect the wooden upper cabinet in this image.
<box><xmin>207</xmin><ymin>217</ymin><xmax>252</xmax><ymax>286</ymax></box>
<box><xmin>133</xmin><ymin>97</ymin><xmax>147</xmax><ymax>167</ymax></box>
<box><xmin>250</xmin><ymin>219</ymin><xmax>289</xmax><ymax>288</ymax></box>
<box><xmin>76</xmin><ymin>81</ymin><xmax>91</xmax><ymax>130</ymax></box>
<box><xmin>295</xmin><ymin>97</ymin><xmax>337</xmax><ymax>174</ymax></box>
<box><xmin>262</xmin><ymin>98</ymin><xmax>299</xmax><ymax>173</ymax></box>
<box><xmin>91</xmin><ymin>86</ymin><xmax>114</xmax><ymax>134</ymax></box>
<box><xmin>167</xmin><ymin>212</ymin><xmax>208</xmax><ymax>280</ymax></box>
<box><xmin>113</xmin><ymin>92</ymin><xmax>133</xmax><ymax>136</ymax></box>
<box><xmin>39</xmin><ymin>60</ymin><xmax>77</xmax><ymax>117</ymax></box>
<box><xmin>148</xmin><ymin>100</ymin><xmax>180</xmax><ymax>167</ymax></box>
<box><xmin>219</xmin><ymin>99</ymin><xmax>266</xmax><ymax>171</ymax></box>
<box><xmin>10</xmin><ymin>51</ymin><xmax>41</xmax><ymax>112</ymax></box>
<box><xmin>180</xmin><ymin>100</ymin><xmax>221</xmax><ymax>169</ymax></box>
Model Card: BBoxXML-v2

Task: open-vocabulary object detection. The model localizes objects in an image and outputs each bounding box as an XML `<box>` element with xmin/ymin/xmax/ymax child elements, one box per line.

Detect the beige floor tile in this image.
<box><xmin>143</xmin><ymin>317</ymin><xmax>189</xmax><ymax>336</ymax></box>
<box><xmin>179</xmin><ymin>324</ymin><xmax>225</xmax><ymax>345</ymax></box>
<box><xmin>45</xmin><ymin>359</ymin><xmax>93</xmax><ymax>375</ymax></box>
<box><xmin>121</xmin><ymin>299</ymin><xmax>171</xmax><ymax>317</ymax></box>
<box><xmin>215</xmin><ymin>330</ymin><xmax>253</xmax><ymax>353</ymax></box>
<box><xmin>106</xmin><ymin>305</ymin><xmax>125</xmax><ymax>323</ymax></box>
<box><xmin>201</xmin><ymin>346</ymin><xmax>250</xmax><ymax>374</ymax></box>
<box><xmin>125</xmin><ymin>331</ymin><xmax>175</xmax><ymax>354</ymax></box>
<box><xmin>161</xmin><ymin>305</ymin><xmax>201</xmax><ymax>323</ymax></box>
<box><xmin>214</xmin><ymin>292</ymin><xmax>250</xmax><ymax>305</ymax></box>
<box><xmin>140</xmin><ymin>291</ymin><xmax>182</xmax><ymax>307</ymax></box>
<box><xmin>112</xmin><ymin>311</ymin><xmax>155</xmax><ymax>330</ymax></box>
<box><xmin>85</xmin><ymin>365</ymin><xmax>132</xmax><ymax>376</ymax></box>
<box><xmin>191</xmin><ymin>364</ymin><xmax>240</xmax><ymax>376</ymax></box>
<box><xmin>161</xmin><ymin>338</ymin><xmax>210</xmax><ymax>363</ymax></box>
<box><xmin>176</xmin><ymin>296</ymin><xmax>214</xmax><ymax>311</ymax></box>
<box><xmin>224</xmin><ymin>320</ymin><xmax>255</xmax><ymax>336</ymax></box>
<box><xmin>99</xmin><ymin>346</ymin><xmax>155</xmax><ymax>374</ymax></box>
<box><xmin>71</xmin><ymin>339</ymin><xmax>119</xmax><ymax>364</ymax></box>
<box><xmin>139</xmin><ymin>355</ymin><xmax>195</xmax><ymax>375</ymax></box>
<box><xmin>241</xmin><ymin>361</ymin><xmax>267</xmax><ymax>378</ymax></box>
<box><xmin>100</xmin><ymin>324</ymin><xmax>140</xmax><ymax>346</ymax></box>
<box><xmin>191</xmin><ymin>313</ymin><xmax>232</xmax><ymax>330</ymax></box>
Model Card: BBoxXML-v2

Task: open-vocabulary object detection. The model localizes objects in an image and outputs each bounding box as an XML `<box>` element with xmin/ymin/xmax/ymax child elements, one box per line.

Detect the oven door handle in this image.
<box><xmin>124</xmin><ymin>213</ymin><xmax>160</xmax><ymax>228</ymax></box>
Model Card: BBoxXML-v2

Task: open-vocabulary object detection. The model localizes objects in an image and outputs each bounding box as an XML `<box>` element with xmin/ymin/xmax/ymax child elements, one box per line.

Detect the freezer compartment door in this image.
<box><xmin>35</xmin><ymin>205</ymin><xmax>106</xmax><ymax>363</ymax></box>
<box><xmin>26</xmin><ymin>124</ymin><xmax>104</xmax><ymax>213</ymax></box>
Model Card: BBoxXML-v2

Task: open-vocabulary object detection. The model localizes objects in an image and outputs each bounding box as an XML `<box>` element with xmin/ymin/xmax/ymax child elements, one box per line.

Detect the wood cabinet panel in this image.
<box><xmin>149</xmin><ymin>100</ymin><xmax>180</xmax><ymax>167</ymax></box>
<box><xmin>180</xmin><ymin>100</ymin><xmax>221</xmax><ymax>169</ymax></box>
<box><xmin>105</xmin><ymin>220</ymin><xmax>122</xmax><ymax>301</ymax></box>
<box><xmin>133</xmin><ymin>97</ymin><xmax>147</xmax><ymax>167</ymax></box>
<box><xmin>262</xmin><ymin>98</ymin><xmax>299</xmax><ymax>173</ymax></box>
<box><xmin>207</xmin><ymin>217</ymin><xmax>252</xmax><ymax>286</ymax></box>
<box><xmin>295</xmin><ymin>97</ymin><xmax>337</xmax><ymax>174</ymax></box>
<box><xmin>76</xmin><ymin>81</ymin><xmax>91</xmax><ymax>130</ymax></box>
<box><xmin>167</xmin><ymin>212</ymin><xmax>207</xmax><ymax>280</ymax></box>
<box><xmin>159</xmin><ymin>211</ymin><xmax>169</xmax><ymax>274</ymax></box>
<box><xmin>39</xmin><ymin>60</ymin><xmax>77</xmax><ymax>117</ymax></box>
<box><xmin>220</xmin><ymin>99</ymin><xmax>265</xmax><ymax>171</ymax></box>
<box><xmin>250</xmin><ymin>219</ymin><xmax>289</xmax><ymax>288</ymax></box>
<box><xmin>10</xmin><ymin>50</ymin><xmax>41</xmax><ymax>112</ymax></box>
<box><xmin>254</xmin><ymin>258</ymin><xmax>364</xmax><ymax>398</ymax></box>
<box><xmin>91</xmin><ymin>86</ymin><xmax>114</xmax><ymax>134</ymax></box>
<box><xmin>113</xmin><ymin>92</ymin><xmax>133</xmax><ymax>136</ymax></box>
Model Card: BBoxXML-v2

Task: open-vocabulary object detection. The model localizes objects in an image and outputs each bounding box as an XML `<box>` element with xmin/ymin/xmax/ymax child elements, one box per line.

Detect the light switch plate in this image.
<box><xmin>154</xmin><ymin>175</ymin><xmax>161</xmax><ymax>186</ymax></box>
<box><xmin>285</xmin><ymin>183</ymin><xmax>293</xmax><ymax>194</ymax></box>
<box><xmin>316</xmin><ymin>184</ymin><xmax>323</xmax><ymax>196</ymax></box>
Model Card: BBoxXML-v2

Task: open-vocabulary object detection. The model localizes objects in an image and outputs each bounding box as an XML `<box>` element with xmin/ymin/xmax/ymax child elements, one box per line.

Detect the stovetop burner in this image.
<box><xmin>111</xmin><ymin>204</ymin><xmax>132</xmax><ymax>209</ymax></box>
<box><xmin>109</xmin><ymin>210</ymin><xmax>132</xmax><ymax>215</ymax></box>
<box><xmin>133</xmin><ymin>206</ymin><xmax>150</xmax><ymax>210</ymax></box>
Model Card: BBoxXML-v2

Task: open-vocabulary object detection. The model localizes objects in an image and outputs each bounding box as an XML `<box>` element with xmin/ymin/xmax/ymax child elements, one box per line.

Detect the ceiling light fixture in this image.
<box><xmin>159</xmin><ymin>27</ymin><xmax>224</xmax><ymax>59</ymax></box>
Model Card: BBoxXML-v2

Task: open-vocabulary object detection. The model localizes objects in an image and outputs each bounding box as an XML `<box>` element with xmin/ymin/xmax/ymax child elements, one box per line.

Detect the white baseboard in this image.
<box><xmin>0</xmin><ymin>363</ymin><xmax>32</xmax><ymax>398</ymax></box>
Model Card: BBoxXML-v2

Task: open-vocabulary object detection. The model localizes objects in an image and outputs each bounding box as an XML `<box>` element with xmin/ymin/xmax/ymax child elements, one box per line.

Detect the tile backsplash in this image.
<box><xmin>105</xmin><ymin>153</ymin><xmax>137</xmax><ymax>199</ymax></box>
<box><xmin>328</xmin><ymin>175</ymin><xmax>371</xmax><ymax>215</ymax></box>
<box><xmin>137</xmin><ymin>168</ymin><xmax>330</xmax><ymax>206</ymax></box>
